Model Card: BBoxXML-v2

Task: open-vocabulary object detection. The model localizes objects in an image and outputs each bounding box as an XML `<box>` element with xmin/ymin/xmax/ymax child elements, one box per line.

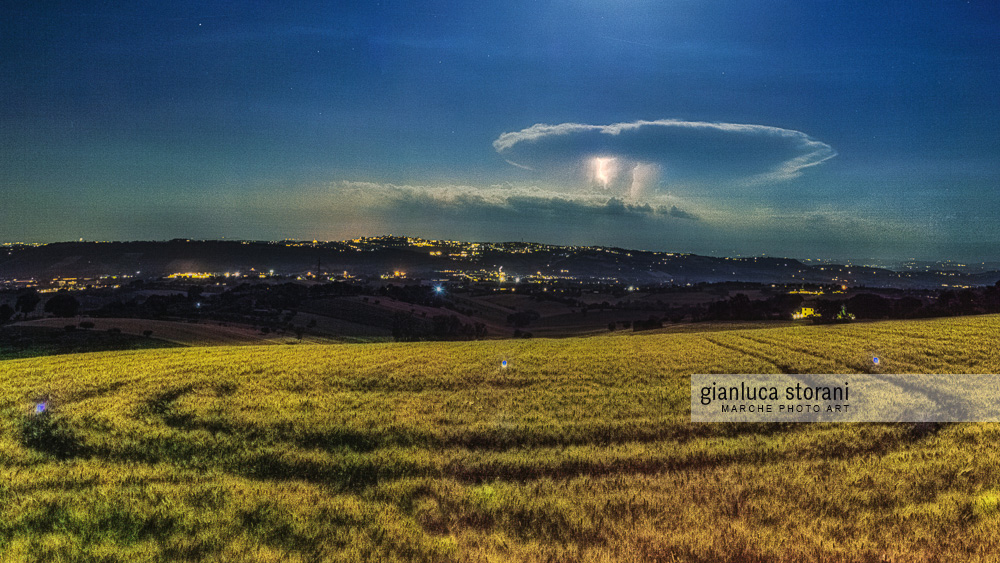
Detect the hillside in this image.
<box><xmin>4</xmin><ymin>239</ymin><xmax>999</xmax><ymax>288</ymax></box>
<box><xmin>2</xmin><ymin>316</ymin><xmax>1000</xmax><ymax>561</ymax></box>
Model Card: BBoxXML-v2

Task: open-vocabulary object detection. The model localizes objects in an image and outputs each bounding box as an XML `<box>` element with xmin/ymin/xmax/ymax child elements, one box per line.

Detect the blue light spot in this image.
<box><xmin>35</xmin><ymin>402</ymin><xmax>47</xmax><ymax>414</ymax></box>
<box><xmin>434</xmin><ymin>285</ymin><xmax>444</xmax><ymax>294</ymax></box>
<box><xmin>501</xmin><ymin>360</ymin><xmax>507</xmax><ymax>368</ymax></box>
<box><xmin>873</xmin><ymin>357</ymin><xmax>880</xmax><ymax>365</ymax></box>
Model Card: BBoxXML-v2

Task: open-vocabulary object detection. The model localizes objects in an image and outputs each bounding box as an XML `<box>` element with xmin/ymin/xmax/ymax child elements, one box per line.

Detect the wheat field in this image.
<box><xmin>2</xmin><ymin>315</ymin><xmax>1000</xmax><ymax>562</ymax></box>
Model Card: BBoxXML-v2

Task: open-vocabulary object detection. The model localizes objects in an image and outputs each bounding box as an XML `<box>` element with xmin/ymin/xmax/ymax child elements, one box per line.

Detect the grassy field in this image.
<box><xmin>1</xmin><ymin>315</ymin><xmax>1000</xmax><ymax>561</ymax></box>
<box><xmin>0</xmin><ymin>326</ymin><xmax>183</xmax><ymax>362</ymax></box>
<box><xmin>12</xmin><ymin>318</ymin><xmax>334</xmax><ymax>346</ymax></box>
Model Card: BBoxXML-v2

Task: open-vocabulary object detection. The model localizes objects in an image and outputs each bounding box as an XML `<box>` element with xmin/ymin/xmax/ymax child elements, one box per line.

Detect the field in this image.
<box><xmin>0</xmin><ymin>326</ymin><xmax>182</xmax><ymax>362</ymax></box>
<box><xmin>1</xmin><ymin>315</ymin><xmax>1000</xmax><ymax>561</ymax></box>
<box><xmin>11</xmin><ymin>318</ymin><xmax>332</xmax><ymax>346</ymax></box>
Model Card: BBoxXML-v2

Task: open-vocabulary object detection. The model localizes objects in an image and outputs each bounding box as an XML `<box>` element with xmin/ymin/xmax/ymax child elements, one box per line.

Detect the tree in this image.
<box><xmin>44</xmin><ymin>293</ymin><xmax>80</xmax><ymax>318</ymax></box>
<box><xmin>814</xmin><ymin>300</ymin><xmax>853</xmax><ymax>323</ymax></box>
<box><xmin>957</xmin><ymin>289</ymin><xmax>978</xmax><ymax>315</ymax></box>
<box><xmin>847</xmin><ymin>294</ymin><xmax>891</xmax><ymax>319</ymax></box>
<box><xmin>728</xmin><ymin>293</ymin><xmax>753</xmax><ymax>320</ymax></box>
<box><xmin>633</xmin><ymin>316</ymin><xmax>663</xmax><ymax>331</ymax></box>
<box><xmin>432</xmin><ymin>315</ymin><xmax>462</xmax><ymax>339</ymax></box>
<box><xmin>473</xmin><ymin>322</ymin><xmax>488</xmax><ymax>340</ymax></box>
<box><xmin>506</xmin><ymin>310</ymin><xmax>540</xmax><ymax>328</ymax></box>
<box><xmin>391</xmin><ymin>312</ymin><xmax>421</xmax><ymax>342</ymax></box>
<box><xmin>15</xmin><ymin>290</ymin><xmax>41</xmax><ymax>320</ymax></box>
<box><xmin>893</xmin><ymin>296</ymin><xmax>924</xmax><ymax>317</ymax></box>
<box><xmin>0</xmin><ymin>304</ymin><xmax>13</xmax><ymax>324</ymax></box>
<box><xmin>765</xmin><ymin>294</ymin><xmax>804</xmax><ymax>319</ymax></box>
<box><xmin>983</xmin><ymin>285</ymin><xmax>1000</xmax><ymax>314</ymax></box>
<box><xmin>937</xmin><ymin>290</ymin><xmax>958</xmax><ymax>310</ymax></box>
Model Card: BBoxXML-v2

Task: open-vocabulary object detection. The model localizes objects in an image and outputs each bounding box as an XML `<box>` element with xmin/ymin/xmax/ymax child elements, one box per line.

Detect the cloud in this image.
<box><xmin>493</xmin><ymin>119</ymin><xmax>836</xmax><ymax>199</ymax></box>
<box><xmin>663</xmin><ymin>205</ymin><xmax>697</xmax><ymax>220</ymax></box>
<box><xmin>211</xmin><ymin>181</ymin><xmax>697</xmax><ymax>249</ymax></box>
<box><xmin>319</xmin><ymin>181</ymin><xmax>695</xmax><ymax>221</ymax></box>
<box><xmin>77</xmin><ymin>178</ymin><xmax>930</xmax><ymax>261</ymax></box>
<box><xmin>289</xmin><ymin>182</ymin><xmax>921</xmax><ymax>258</ymax></box>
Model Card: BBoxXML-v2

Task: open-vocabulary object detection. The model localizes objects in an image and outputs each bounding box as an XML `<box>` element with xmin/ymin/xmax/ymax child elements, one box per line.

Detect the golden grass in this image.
<box><xmin>1</xmin><ymin>315</ymin><xmax>1000</xmax><ymax>561</ymax></box>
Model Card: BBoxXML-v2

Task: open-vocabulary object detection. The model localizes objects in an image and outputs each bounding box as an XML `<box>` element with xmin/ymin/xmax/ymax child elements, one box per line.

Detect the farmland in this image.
<box><xmin>10</xmin><ymin>318</ymin><xmax>336</xmax><ymax>347</ymax></box>
<box><xmin>0</xmin><ymin>326</ymin><xmax>182</xmax><ymax>362</ymax></box>
<box><xmin>1</xmin><ymin>315</ymin><xmax>1000</xmax><ymax>561</ymax></box>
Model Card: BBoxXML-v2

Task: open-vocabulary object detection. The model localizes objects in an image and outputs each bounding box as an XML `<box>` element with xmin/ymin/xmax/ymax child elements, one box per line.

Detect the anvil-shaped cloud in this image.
<box><xmin>494</xmin><ymin>119</ymin><xmax>836</xmax><ymax>199</ymax></box>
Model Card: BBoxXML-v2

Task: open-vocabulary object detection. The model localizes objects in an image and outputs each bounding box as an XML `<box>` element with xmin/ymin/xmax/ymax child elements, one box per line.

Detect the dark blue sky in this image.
<box><xmin>2</xmin><ymin>1</ymin><xmax>998</xmax><ymax>260</ymax></box>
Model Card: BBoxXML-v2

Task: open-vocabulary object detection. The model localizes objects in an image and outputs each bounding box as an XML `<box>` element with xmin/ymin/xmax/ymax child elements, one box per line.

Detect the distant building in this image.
<box><xmin>792</xmin><ymin>307</ymin><xmax>816</xmax><ymax>320</ymax></box>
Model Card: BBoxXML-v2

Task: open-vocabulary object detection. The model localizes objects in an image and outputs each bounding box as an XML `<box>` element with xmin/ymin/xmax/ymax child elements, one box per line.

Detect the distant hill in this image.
<box><xmin>2</xmin><ymin>238</ymin><xmax>998</xmax><ymax>289</ymax></box>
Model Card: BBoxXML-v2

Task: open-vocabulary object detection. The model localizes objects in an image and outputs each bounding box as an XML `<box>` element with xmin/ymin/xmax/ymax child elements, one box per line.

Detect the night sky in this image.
<box><xmin>3</xmin><ymin>2</ymin><xmax>999</xmax><ymax>260</ymax></box>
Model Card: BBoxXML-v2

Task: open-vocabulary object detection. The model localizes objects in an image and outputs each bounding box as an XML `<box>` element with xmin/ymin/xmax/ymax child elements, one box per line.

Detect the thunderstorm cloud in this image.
<box><xmin>493</xmin><ymin>119</ymin><xmax>837</xmax><ymax>199</ymax></box>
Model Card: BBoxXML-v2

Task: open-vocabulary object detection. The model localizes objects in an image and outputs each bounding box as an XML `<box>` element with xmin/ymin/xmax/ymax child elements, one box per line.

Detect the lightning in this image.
<box><xmin>592</xmin><ymin>157</ymin><xmax>617</xmax><ymax>189</ymax></box>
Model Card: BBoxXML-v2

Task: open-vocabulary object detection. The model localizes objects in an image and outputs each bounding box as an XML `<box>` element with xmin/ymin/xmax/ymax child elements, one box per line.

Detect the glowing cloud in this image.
<box><xmin>493</xmin><ymin>119</ymin><xmax>836</xmax><ymax>199</ymax></box>
<box><xmin>630</xmin><ymin>163</ymin><xmax>661</xmax><ymax>200</ymax></box>
<box><xmin>592</xmin><ymin>157</ymin><xmax>617</xmax><ymax>188</ymax></box>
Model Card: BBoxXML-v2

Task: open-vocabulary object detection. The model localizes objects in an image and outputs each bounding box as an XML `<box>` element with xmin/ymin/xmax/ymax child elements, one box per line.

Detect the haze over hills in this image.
<box><xmin>2</xmin><ymin>237</ymin><xmax>998</xmax><ymax>290</ymax></box>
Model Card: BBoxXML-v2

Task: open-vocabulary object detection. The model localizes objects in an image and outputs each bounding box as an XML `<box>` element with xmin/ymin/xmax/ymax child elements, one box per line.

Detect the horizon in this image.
<box><xmin>5</xmin><ymin>235</ymin><xmax>999</xmax><ymax>269</ymax></box>
<box><xmin>3</xmin><ymin>3</ymin><xmax>999</xmax><ymax>261</ymax></box>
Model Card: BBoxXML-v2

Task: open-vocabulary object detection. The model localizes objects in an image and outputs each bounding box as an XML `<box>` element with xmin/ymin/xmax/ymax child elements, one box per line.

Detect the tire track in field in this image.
<box><xmin>88</xmin><ymin>387</ymin><xmax>945</xmax><ymax>489</ymax></box>
<box><xmin>701</xmin><ymin>334</ymin><xmax>800</xmax><ymax>374</ymax></box>
<box><xmin>224</xmin><ymin>424</ymin><xmax>941</xmax><ymax>488</ymax></box>
<box><xmin>739</xmin><ymin>331</ymin><xmax>929</xmax><ymax>374</ymax></box>
<box><xmin>735</xmin><ymin>331</ymin><xmax>906</xmax><ymax>373</ymax></box>
<box><xmin>84</xmin><ymin>420</ymin><xmax>939</xmax><ymax>490</ymax></box>
<box><xmin>731</xmin><ymin>333</ymin><xmax>966</xmax><ymax>430</ymax></box>
<box><xmin>812</xmin><ymin>329</ymin><xmax>989</xmax><ymax>372</ymax></box>
<box><xmin>134</xmin><ymin>381</ymin><xmax>800</xmax><ymax>453</ymax></box>
<box><xmin>734</xmin><ymin>333</ymin><xmax>869</xmax><ymax>373</ymax></box>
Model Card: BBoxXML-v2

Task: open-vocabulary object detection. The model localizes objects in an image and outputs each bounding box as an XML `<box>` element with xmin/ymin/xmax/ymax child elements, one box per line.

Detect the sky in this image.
<box><xmin>2</xmin><ymin>1</ymin><xmax>999</xmax><ymax>260</ymax></box>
